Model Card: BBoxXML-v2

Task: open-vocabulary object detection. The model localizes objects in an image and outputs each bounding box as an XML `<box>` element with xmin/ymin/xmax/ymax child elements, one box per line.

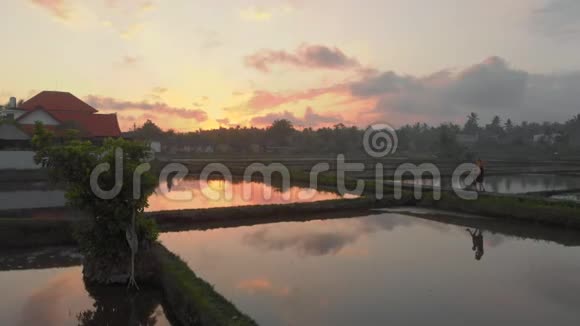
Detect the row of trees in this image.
<box><xmin>128</xmin><ymin>113</ymin><xmax>580</xmax><ymax>158</ymax></box>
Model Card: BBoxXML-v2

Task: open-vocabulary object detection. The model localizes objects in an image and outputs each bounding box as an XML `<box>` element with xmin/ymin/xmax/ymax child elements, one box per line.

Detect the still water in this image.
<box><xmin>0</xmin><ymin>179</ymin><xmax>351</xmax><ymax>213</ymax></box>
<box><xmin>0</xmin><ymin>266</ymin><xmax>171</xmax><ymax>326</ymax></box>
<box><xmin>2</xmin><ymin>175</ymin><xmax>579</xmax><ymax>212</ymax></box>
<box><xmin>146</xmin><ymin>178</ymin><xmax>354</xmax><ymax>212</ymax></box>
<box><xmin>401</xmin><ymin>173</ymin><xmax>580</xmax><ymax>194</ymax></box>
<box><xmin>551</xmin><ymin>193</ymin><xmax>580</xmax><ymax>203</ymax></box>
<box><xmin>482</xmin><ymin>174</ymin><xmax>580</xmax><ymax>194</ymax></box>
<box><xmin>160</xmin><ymin>211</ymin><xmax>580</xmax><ymax>326</ymax></box>
<box><xmin>0</xmin><ymin>190</ymin><xmax>66</xmax><ymax>210</ymax></box>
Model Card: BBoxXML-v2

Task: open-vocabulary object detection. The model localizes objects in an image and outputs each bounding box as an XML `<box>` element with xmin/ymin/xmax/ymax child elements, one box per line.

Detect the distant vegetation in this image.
<box><xmin>126</xmin><ymin>113</ymin><xmax>580</xmax><ymax>159</ymax></box>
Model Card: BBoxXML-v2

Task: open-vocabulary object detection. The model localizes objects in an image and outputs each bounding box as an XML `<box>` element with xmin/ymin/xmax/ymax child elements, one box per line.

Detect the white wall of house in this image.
<box><xmin>150</xmin><ymin>141</ymin><xmax>162</xmax><ymax>153</ymax></box>
<box><xmin>18</xmin><ymin>110</ymin><xmax>60</xmax><ymax>126</ymax></box>
<box><xmin>0</xmin><ymin>108</ymin><xmax>26</xmax><ymax>120</ymax></box>
<box><xmin>0</xmin><ymin>124</ymin><xmax>30</xmax><ymax>140</ymax></box>
<box><xmin>0</xmin><ymin>151</ymin><xmax>41</xmax><ymax>169</ymax></box>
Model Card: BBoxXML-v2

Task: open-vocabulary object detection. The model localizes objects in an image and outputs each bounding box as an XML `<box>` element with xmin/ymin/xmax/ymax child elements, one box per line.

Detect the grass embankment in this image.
<box><xmin>291</xmin><ymin>169</ymin><xmax>580</xmax><ymax>229</ymax></box>
<box><xmin>152</xmin><ymin>244</ymin><xmax>257</xmax><ymax>326</ymax></box>
<box><xmin>149</xmin><ymin>196</ymin><xmax>412</xmax><ymax>232</ymax></box>
<box><xmin>0</xmin><ymin>218</ymin><xmax>77</xmax><ymax>248</ymax></box>
<box><xmin>419</xmin><ymin>192</ymin><xmax>580</xmax><ymax>228</ymax></box>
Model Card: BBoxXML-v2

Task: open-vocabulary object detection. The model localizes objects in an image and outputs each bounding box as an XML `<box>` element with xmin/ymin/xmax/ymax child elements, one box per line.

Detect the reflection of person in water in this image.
<box><xmin>466</xmin><ymin>228</ymin><xmax>484</xmax><ymax>260</ymax></box>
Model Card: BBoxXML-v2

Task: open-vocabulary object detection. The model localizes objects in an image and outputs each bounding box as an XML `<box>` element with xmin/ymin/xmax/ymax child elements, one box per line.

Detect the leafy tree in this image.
<box><xmin>32</xmin><ymin>122</ymin><xmax>158</xmax><ymax>287</ymax></box>
<box><xmin>505</xmin><ymin>118</ymin><xmax>514</xmax><ymax>132</ymax></box>
<box><xmin>266</xmin><ymin>119</ymin><xmax>295</xmax><ymax>146</ymax></box>
<box><xmin>438</xmin><ymin>123</ymin><xmax>464</xmax><ymax>158</ymax></box>
<box><xmin>486</xmin><ymin>115</ymin><xmax>504</xmax><ymax>136</ymax></box>
<box><xmin>133</xmin><ymin>119</ymin><xmax>164</xmax><ymax>140</ymax></box>
<box><xmin>463</xmin><ymin>112</ymin><xmax>480</xmax><ymax>135</ymax></box>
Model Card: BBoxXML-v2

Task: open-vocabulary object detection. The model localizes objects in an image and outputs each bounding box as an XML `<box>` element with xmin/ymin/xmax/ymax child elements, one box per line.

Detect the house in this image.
<box><xmin>150</xmin><ymin>140</ymin><xmax>162</xmax><ymax>153</ymax></box>
<box><xmin>456</xmin><ymin>133</ymin><xmax>479</xmax><ymax>147</ymax></box>
<box><xmin>0</xmin><ymin>97</ymin><xmax>24</xmax><ymax>120</ymax></box>
<box><xmin>569</xmin><ymin>130</ymin><xmax>580</xmax><ymax>148</ymax></box>
<box><xmin>533</xmin><ymin>133</ymin><xmax>561</xmax><ymax>145</ymax></box>
<box><xmin>0</xmin><ymin>91</ymin><xmax>121</xmax><ymax>147</ymax></box>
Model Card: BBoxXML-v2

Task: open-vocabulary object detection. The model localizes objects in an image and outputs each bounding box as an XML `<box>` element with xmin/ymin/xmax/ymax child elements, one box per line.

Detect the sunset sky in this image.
<box><xmin>1</xmin><ymin>0</ymin><xmax>579</xmax><ymax>131</ymax></box>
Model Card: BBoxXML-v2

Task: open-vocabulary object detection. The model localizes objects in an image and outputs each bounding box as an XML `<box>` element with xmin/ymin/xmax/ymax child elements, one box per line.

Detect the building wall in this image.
<box><xmin>0</xmin><ymin>151</ymin><xmax>41</xmax><ymax>169</ymax></box>
<box><xmin>150</xmin><ymin>141</ymin><xmax>162</xmax><ymax>153</ymax></box>
<box><xmin>0</xmin><ymin>124</ymin><xmax>30</xmax><ymax>140</ymax></box>
<box><xmin>18</xmin><ymin>110</ymin><xmax>60</xmax><ymax>126</ymax></box>
<box><xmin>0</xmin><ymin>108</ymin><xmax>26</xmax><ymax>120</ymax></box>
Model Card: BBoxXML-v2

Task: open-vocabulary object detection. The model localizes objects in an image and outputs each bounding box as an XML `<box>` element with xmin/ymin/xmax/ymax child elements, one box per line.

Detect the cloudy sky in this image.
<box><xmin>1</xmin><ymin>0</ymin><xmax>579</xmax><ymax>131</ymax></box>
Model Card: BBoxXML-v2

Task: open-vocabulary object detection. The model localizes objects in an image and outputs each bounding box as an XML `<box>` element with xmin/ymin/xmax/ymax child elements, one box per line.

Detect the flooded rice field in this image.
<box><xmin>480</xmin><ymin>174</ymin><xmax>580</xmax><ymax>194</ymax></box>
<box><xmin>551</xmin><ymin>193</ymin><xmax>580</xmax><ymax>203</ymax></box>
<box><xmin>0</xmin><ymin>265</ymin><xmax>171</xmax><ymax>326</ymax></box>
<box><xmin>3</xmin><ymin>174</ymin><xmax>580</xmax><ymax>214</ymax></box>
<box><xmin>160</xmin><ymin>210</ymin><xmax>580</xmax><ymax>326</ymax></box>
<box><xmin>146</xmin><ymin>178</ymin><xmax>356</xmax><ymax>212</ymax></box>
<box><xmin>400</xmin><ymin>173</ymin><xmax>580</xmax><ymax>194</ymax></box>
<box><xmin>0</xmin><ymin>178</ymin><xmax>354</xmax><ymax>214</ymax></box>
<box><xmin>0</xmin><ymin>190</ymin><xmax>66</xmax><ymax>210</ymax></box>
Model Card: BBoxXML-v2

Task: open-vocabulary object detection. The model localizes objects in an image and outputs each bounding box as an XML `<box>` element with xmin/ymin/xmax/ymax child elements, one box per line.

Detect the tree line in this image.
<box><xmin>126</xmin><ymin>113</ymin><xmax>580</xmax><ymax>158</ymax></box>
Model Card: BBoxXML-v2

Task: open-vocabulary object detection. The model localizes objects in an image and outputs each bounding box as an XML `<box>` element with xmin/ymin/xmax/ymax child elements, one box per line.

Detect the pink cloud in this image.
<box><xmin>250</xmin><ymin>107</ymin><xmax>344</xmax><ymax>128</ymax></box>
<box><xmin>228</xmin><ymin>84</ymin><xmax>348</xmax><ymax>113</ymax></box>
<box><xmin>85</xmin><ymin>95</ymin><xmax>208</xmax><ymax>121</ymax></box>
<box><xmin>29</xmin><ymin>0</ymin><xmax>69</xmax><ymax>19</ymax></box>
<box><xmin>245</xmin><ymin>44</ymin><xmax>361</xmax><ymax>72</ymax></box>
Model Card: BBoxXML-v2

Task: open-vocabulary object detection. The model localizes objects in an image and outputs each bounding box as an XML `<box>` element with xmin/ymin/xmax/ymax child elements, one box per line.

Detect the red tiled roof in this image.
<box><xmin>18</xmin><ymin>113</ymin><xmax>121</xmax><ymax>138</ymax></box>
<box><xmin>79</xmin><ymin>114</ymin><xmax>122</xmax><ymax>137</ymax></box>
<box><xmin>20</xmin><ymin>91</ymin><xmax>98</xmax><ymax>113</ymax></box>
<box><xmin>16</xmin><ymin>91</ymin><xmax>122</xmax><ymax>138</ymax></box>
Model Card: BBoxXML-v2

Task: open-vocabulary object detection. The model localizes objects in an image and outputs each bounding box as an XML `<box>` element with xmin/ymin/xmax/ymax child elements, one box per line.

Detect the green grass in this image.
<box><xmin>153</xmin><ymin>244</ymin><xmax>257</xmax><ymax>326</ymax></box>
<box><xmin>420</xmin><ymin>192</ymin><xmax>580</xmax><ymax>227</ymax></box>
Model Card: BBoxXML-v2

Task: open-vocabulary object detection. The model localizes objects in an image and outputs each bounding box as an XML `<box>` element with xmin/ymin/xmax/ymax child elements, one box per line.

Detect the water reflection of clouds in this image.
<box><xmin>242</xmin><ymin>214</ymin><xmax>416</xmax><ymax>256</ymax></box>
<box><xmin>148</xmin><ymin>179</ymin><xmax>348</xmax><ymax>212</ymax></box>
<box><xmin>18</xmin><ymin>268</ymin><xmax>84</xmax><ymax>326</ymax></box>
<box><xmin>484</xmin><ymin>233</ymin><xmax>506</xmax><ymax>248</ymax></box>
<box><xmin>236</xmin><ymin>278</ymin><xmax>291</xmax><ymax>297</ymax></box>
<box><xmin>161</xmin><ymin>212</ymin><xmax>580</xmax><ymax>326</ymax></box>
<box><xmin>525</xmin><ymin>262</ymin><xmax>580</xmax><ymax>310</ymax></box>
<box><xmin>243</xmin><ymin>228</ymin><xmax>359</xmax><ymax>256</ymax></box>
<box><xmin>241</xmin><ymin>212</ymin><xmax>515</xmax><ymax>257</ymax></box>
<box><xmin>235</xmin><ymin>277</ymin><xmax>331</xmax><ymax>326</ymax></box>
